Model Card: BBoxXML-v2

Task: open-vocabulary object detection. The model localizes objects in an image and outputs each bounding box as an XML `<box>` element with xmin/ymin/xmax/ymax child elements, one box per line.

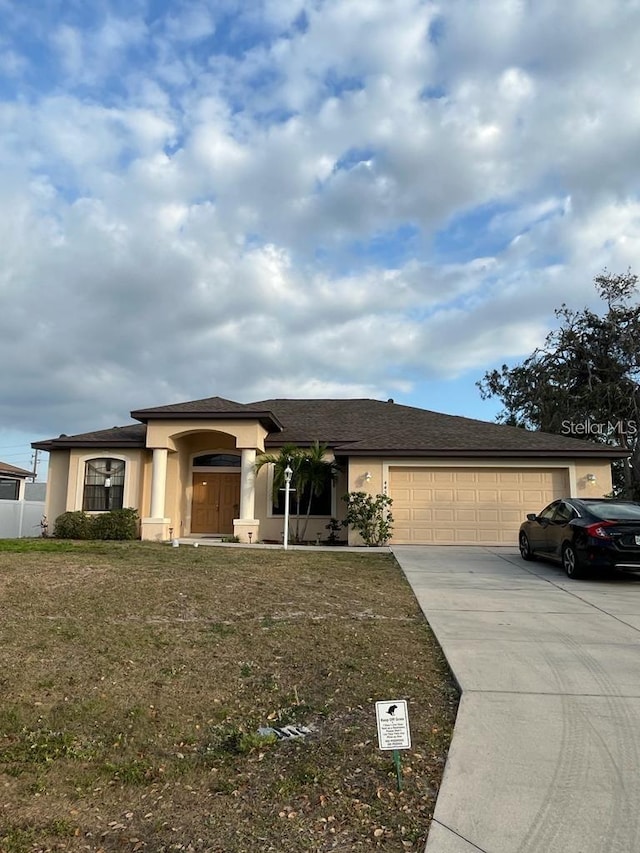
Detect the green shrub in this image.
<box><xmin>53</xmin><ymin>508</ymin><xmax>139</xmax><ymax>541</ymax></box>
<box><xmin>342</xmin><ymin>491</ymin><xmax>394</xmax><ymax>546</ymax></box>
<box><xmin>53</xmin><ymin>511</ymin><xmax>94</xmax><ymax>540</ymax></box>
<box><xmin>91</xmin><ymin>508</ymin><xmax>139</xmax><ymax>540</ymax></box>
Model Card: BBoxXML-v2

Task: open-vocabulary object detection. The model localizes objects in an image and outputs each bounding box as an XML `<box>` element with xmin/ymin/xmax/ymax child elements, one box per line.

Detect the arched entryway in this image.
<box><xmin>191</xmin><ymin>452</ymin><xmax>241</xmax><ymax>534</ymax></box>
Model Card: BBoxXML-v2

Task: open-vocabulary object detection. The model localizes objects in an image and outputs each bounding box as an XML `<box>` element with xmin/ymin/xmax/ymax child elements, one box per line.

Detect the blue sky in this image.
<box><xmin>1</xmin><ymin>0</ymin><xmax>640</xmax><ymax>477</ymax></box>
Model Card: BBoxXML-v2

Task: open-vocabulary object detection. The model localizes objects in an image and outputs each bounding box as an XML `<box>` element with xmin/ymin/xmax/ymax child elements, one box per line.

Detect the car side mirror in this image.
<box><xmin>526</xmin><ymin>513</ymin><xmax>537</xmax><ymax>521</ymax></box>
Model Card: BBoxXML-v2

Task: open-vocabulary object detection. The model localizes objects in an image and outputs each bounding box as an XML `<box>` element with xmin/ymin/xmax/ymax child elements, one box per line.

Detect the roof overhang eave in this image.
<box><xmin>132</xmin><ymin>409</ymin><xmax>283</xmax><ymax>432</ymax></box>
<box><xmin>31</xmin><ymin>440</ymin><xmax>147</xmax><ymax>451</ymax></box>
<box><xmin>339</xmin><ymin>447</ymin><xmax>632</xmax><ymax>459</ymax></box>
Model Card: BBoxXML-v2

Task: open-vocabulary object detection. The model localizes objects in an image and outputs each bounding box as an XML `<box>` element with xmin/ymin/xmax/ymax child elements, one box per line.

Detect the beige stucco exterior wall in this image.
<box><xmin>145</xmin><ymin>420</ymin><xmax>268</xmax><ymax>452</ymax></box>
<box><xmin>162</xmin><ymin>451</ymin><xmax>181</xmax><ymax>535</ymax></box>
<box><xmin>574</xmin><ymin>460</ymin><xmax>614</xmax><ymax>496</ymax></box>
<box><xmin>348</xmin><ymin>458</ymin><xmax>385</xmax><ymax>494</ymax></box>
<box><xmin>65</xmin><ymin>448</ymin><xmax>147</xmax><ymax>514</ymax></box>
<box><xmin>44</xmin><ymin>450</ymin><xmax>70</xmax><ymax>526</ymax></box>
<box><xmin>346</xmin><ymin>458</ymin><xmax>385</xmax><ymax>546</ymax></box>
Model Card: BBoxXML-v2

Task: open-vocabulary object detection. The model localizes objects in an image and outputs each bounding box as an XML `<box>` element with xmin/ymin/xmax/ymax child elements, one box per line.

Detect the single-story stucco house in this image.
<box><xmin>32</xmin><ymin>396</ymin><xmax>628</xmax><ymax>546</ymax></box>
<box><xmin>0</xmin><ymin>461</ymin><xmax>34</xmax><ymax>501</ymax></box>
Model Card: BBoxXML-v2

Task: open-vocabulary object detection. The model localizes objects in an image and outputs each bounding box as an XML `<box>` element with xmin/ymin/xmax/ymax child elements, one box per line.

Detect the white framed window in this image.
<box><xmin>83</xmin><ymin>458</ymin><xmax>125</xmax><ymax>511</ymax></box>
<box><xmin>0</xmin><ymin>478</ymin><xmax>20</xmax><ymax>500</ymax></box>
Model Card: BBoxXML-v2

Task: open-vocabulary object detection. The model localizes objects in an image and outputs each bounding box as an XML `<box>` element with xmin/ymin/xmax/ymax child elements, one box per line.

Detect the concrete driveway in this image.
<box><xmin>393</xmin><ymin>545</ymin><xmax>640</xmax><ymax>853</ymax></box>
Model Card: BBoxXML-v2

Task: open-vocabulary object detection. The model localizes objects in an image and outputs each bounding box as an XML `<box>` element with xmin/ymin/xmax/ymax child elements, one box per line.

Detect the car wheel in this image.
<box><xmin>562</xmin><ymin>543</ymin><xmax>586</xmax><ymax>579</ymax></box>
<box><xmin>519</xmin><ymin>532</ymin><xmax>534</xmax><ymax>561</ymax></box>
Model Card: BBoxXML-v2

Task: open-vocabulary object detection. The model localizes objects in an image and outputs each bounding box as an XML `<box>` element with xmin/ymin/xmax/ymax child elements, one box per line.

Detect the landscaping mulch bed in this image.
<box><xmin>0</xmin><ymin>541</ymin><xmax>458</xmax><ymax>852</ymax></box>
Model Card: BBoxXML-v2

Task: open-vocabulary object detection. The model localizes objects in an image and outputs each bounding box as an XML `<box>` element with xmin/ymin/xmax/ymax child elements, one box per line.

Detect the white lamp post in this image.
<box><xmin>283</xmin><ymin>464</ymin><xmax>293</xmax><ymax>550</ymax></box>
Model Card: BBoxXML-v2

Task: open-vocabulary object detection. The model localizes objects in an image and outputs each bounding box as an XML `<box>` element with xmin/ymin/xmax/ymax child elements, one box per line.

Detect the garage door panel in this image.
<box><xmin>394</xmin><ymin>508</ymin><xmax>411</xmax><ymax>521</ymax></box>
<box><xmin>498</xmin><ymin>489</ymin><xmax>521</xmax><ymax>501</ymax></box>
<box><xmin>500</xmin><ymin>509</ymin><xmax>524</xmax><ymax>523</ymax></box>
<box><xmin>454</xmin><ymin>471</ymin><xmax>477</xmax><ymax>483</ymax></box>
<box><xmin>412</xmin><ymin>509</ymin><xmax>433</xmax><ymax>521</ymax></box>
<box><xmin>522</xmin><ymin>490</ymin><xmax>549</xmax><ymax>504</ymax></box>
<box><xmin>494</xmin><ymin>471</ymin><xmax>520</xmax><ymax>483</ymax></box>
<box><xmin>477</xmin><ymin>509</ymin><xmax>499</xmax><ymax>522</ymax></box>
<box><xmin>389</xmin><ymin>466</ymin><xmax>570</xmax><ymax>546</ymax></box>
<box><xmin>522</xmin><ymin>471</ymin><xmax>553</xmax><ymax>483</ymax></box>
<box><xmin>456</xmin><ymin>509</ymin><xmax>478</xmax><ymax>522</ymax></box>
<box><xmin>476</xmin><ymin>471</ymin><xmax>499</xmax><ymax>484</ymax></box>
<box><xmin>434</xmin><ymin>529</ymin><xmax>457</xmax><ymax>543</ymax></box>
<box><xmin>478</xmin><ymin>489</ymin><xmax>500</xmax><ymax>501</ymax></box>
<box><xmin>392</xmin><ymin>487</ymin><xmax>411</xmax><ymax>501</ymax></box>
<box><xmin>434</xmin><ymin>508</ymin><xmax>454</xmax><ymax>521</ymax></box>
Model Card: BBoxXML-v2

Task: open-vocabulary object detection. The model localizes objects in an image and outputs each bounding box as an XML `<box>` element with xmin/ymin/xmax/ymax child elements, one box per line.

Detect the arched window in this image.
<box><xmin>193</xmin><ymin>453</ymin><xmax>241</xmax><ymax>467</ymax></box>
<box><xmin>83</xmin><ymin>458</ymin><xmax>125</xmax><ymax>511</ymax></box>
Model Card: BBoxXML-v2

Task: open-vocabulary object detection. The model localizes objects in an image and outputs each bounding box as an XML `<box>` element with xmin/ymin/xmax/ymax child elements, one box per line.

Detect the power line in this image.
<box><xmin>0</xmin><ymin>452</ymin><xmax>34</xmax><ymax>461</ymax></box>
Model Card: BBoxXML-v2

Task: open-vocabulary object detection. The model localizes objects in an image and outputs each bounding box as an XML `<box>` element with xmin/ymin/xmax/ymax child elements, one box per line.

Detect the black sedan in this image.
<box><xmin>519</xmin><ymin>498</ymin><xmax>640</xmax><ymax>579</ymax></box>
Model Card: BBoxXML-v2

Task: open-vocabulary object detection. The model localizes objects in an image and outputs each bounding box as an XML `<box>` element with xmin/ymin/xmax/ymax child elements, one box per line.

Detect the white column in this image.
<box><xmin>239</xmin><ymin>448</ymin><xmax>256</xmax><ymax>519</ymax></box>
<box><xmin>234</xmin><ymin>448</ymin><xmax>259</xmax><ymax>543</ymax></box>
<box><xmin>150</xmin><ymin>448</ymin><xmax>168</xmax><ymax>518</ymax></box>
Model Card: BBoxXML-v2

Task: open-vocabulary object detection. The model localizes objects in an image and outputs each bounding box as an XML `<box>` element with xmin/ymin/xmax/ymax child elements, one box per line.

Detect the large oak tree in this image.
<box><xmin>477</xmin><ymin>271</ymin><xmax>640</xmax><ymax>497</ymax></box>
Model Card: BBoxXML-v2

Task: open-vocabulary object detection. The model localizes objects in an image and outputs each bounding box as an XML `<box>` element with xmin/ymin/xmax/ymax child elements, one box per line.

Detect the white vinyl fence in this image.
<box><xmin>0</xmin><ymin>499</ymin><xmax>47</xmax><ymax>538</ymax></box>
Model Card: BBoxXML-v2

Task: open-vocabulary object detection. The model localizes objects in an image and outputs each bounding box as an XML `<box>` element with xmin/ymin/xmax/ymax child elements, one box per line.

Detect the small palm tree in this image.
<box><xmin>298</xmin><ymin>441</ymin><xmax>337</xmax><ymax>542</ymax></box>
<box><xmin>255</xmin><ymin>442</ymin><xmax>338</xmax><ymax>543</ymax></box>
<box><xmin>255</xmin><ymin>443</ymin><xmax>305</xmax><ymax>542</ymax></box>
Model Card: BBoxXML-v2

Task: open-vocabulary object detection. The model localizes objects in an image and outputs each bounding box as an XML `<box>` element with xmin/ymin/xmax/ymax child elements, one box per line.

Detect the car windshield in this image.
<box><xmin>588</xmin><ymin>501</ymin><xmax>640</xmax><ymax>521</ymax></box>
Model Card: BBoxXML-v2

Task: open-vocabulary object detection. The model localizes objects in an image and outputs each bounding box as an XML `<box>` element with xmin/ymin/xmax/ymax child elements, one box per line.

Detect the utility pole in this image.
<box><xmin>30</xmin><ymin>448</ymin><xmax>40</xmax><ymax>482</ymax></box>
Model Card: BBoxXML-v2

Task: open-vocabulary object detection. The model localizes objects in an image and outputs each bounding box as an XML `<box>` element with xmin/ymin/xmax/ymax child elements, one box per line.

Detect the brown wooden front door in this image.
<box><xmin>191</xmin><ymin>473</ymin><xmax>240</xmax><ymax>534</ymax></box>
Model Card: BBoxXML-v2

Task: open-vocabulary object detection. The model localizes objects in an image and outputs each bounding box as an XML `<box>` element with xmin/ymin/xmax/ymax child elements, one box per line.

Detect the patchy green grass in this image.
<box><xmin>0</xmin><ymin>539</ymin><xmax>105</xmax><ymax>553</ymax></box>
<box><xmin>0</xmin><ymin>542</ymin><xmax>458</xmax><ymax>852</ymax></box>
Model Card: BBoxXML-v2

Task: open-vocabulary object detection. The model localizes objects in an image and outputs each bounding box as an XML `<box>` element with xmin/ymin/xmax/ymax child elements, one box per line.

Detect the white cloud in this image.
<box><xmin>0</xmin><ymin>0</ymin><xmax>639</xmax><ymax>457</ymax></box>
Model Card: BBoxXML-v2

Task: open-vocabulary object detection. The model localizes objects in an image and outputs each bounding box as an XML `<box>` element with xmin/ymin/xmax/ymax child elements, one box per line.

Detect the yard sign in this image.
<box><xmin>375</xmin><ymin>699</ymin><xmax>411</xmax><ymax>791</ymax></box>
<box><xmin>375</xmin><ymin>699</ymin><xmax>411</xmax><ymax>750</ymax></box>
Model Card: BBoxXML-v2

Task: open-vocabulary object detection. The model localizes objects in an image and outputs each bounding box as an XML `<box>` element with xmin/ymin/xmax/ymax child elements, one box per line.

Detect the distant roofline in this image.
<box><xmin>0</xmin><ymin>462</ymin><xmax>34</xmax><ymax>478</ymax></box>
<box><xmin>31</xmin><ymin>396</ymin><xmax>631</xmax><ymax>459</ymax></box>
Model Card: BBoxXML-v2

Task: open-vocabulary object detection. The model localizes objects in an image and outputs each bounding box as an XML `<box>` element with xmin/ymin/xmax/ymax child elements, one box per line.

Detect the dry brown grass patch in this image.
<box><xmin>0</xmin><ymin>541</ymin><xmax>458</xmax><ymax>852</ymax></box>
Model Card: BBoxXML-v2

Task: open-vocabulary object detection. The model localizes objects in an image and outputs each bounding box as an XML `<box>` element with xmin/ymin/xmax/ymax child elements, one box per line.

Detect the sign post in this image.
<box><xmin>375</xmin><ymin>700</ymin><xmax>411</xmax><ymax>792</ymax></box>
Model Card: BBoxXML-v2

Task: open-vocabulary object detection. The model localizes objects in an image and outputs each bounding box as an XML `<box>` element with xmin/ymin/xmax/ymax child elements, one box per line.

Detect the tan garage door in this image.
<box><xmin>389</xmin><ymin>466</ymin><xmax>570</xmax><ymax>545</ymax></box>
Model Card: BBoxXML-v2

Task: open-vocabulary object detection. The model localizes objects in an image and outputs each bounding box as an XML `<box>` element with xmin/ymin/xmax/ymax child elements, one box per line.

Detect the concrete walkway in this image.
<box><xmin>393</xmin><ymin>545</ymin><xmax>640</xmax><ymax>853</ymax></box>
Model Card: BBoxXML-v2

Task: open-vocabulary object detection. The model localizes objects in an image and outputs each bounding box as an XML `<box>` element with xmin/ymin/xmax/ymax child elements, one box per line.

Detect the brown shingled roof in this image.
<box><xmin>130</xmin><ymin>396</ymin><xmax>282</xmax><ymax>432</ymax></box>
<box><xmin>255</xmin><ymin>398</ymin><xmax>628</xmax><ymax>458</ymax></box>
<box><xmin>131</xmin><ymin>396</ymin><xmax>252</xmax><ymax>417</ymax></box>
<box><xmin>32</xmin><ymin>424</ymin><xmax>147</xmax><ymax>451</ymax></box>
<box><xmin>31</xmin><ymin>397</ymin><xmax>629</xmax><ymax>459</ymax></box>
<box><xmin>0</xmin><ymin>461</ymin><xmax>33</xmax><ymax>478</ymax></box>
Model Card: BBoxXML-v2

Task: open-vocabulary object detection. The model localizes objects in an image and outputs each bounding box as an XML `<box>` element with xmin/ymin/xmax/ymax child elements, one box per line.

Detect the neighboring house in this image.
<box><xmin>31</xmin><ymin>396</ymin><xmax>628</xmax><ymax>546</ymax></box>
<box><xmin>0</xmin><ymin>461</ymin><xmax>44</xmax><ymax>539</ymax></box>
<box><xmin>0</xmin><ymin>461</ymin><xmax>33</xmax><ymax>501</ymax></box>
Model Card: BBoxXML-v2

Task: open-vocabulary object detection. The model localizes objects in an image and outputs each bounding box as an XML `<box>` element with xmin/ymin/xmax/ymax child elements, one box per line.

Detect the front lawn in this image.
<box><xmin>0</xmin><ymin>541</ymin><xmax>458</xmax><ymax>852</ymax></box>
